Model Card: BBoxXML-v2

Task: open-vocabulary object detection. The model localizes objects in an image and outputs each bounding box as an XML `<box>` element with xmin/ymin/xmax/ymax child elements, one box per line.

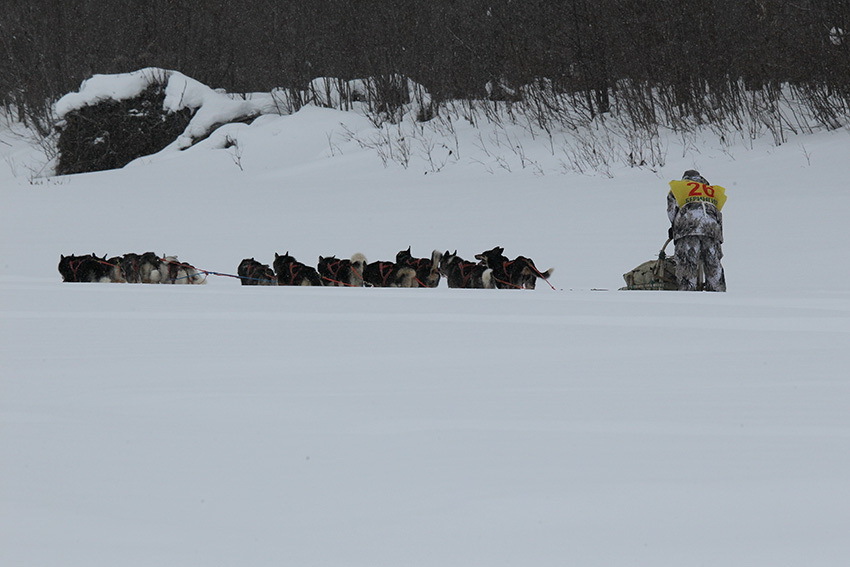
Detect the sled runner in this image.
<box><xmin>620</xmin><ymin>238</ymin><xmax>678</xmax><ymax>291</ymax></box>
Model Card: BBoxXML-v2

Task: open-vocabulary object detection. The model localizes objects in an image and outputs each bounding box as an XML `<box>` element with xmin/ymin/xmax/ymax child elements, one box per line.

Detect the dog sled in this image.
<box><xmin>620</xmin><ymin>238</ymin><xmax>678</xmax><ymax>291</ymax></box>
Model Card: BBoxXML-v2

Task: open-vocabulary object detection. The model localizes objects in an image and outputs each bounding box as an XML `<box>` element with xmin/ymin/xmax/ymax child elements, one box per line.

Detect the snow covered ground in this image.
<box><xmin>2</xmin><ymin>85</ymin><xmax>850</xmax><ymax>567</ymax></box>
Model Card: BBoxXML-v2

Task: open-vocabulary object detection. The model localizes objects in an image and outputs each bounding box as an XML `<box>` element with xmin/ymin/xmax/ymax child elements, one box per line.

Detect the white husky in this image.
<box><xmin>159</xmin><ymin>255</ymin><xmax>207</xmax><ymax>284</ymax></box>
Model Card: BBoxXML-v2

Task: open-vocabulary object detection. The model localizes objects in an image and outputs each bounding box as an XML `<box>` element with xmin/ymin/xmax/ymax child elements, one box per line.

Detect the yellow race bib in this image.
<box><xmin>669</xmin><ymin>180</ymin><xmax>727</xmax><ymax>210</ymax></box>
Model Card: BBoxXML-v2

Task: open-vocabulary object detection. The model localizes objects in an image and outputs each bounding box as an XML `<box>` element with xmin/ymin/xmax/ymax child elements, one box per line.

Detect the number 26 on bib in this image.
<box><xmin>669</xmin><ymin>179</ymin><xmax>727</xmax><ymax>210</ymax></box>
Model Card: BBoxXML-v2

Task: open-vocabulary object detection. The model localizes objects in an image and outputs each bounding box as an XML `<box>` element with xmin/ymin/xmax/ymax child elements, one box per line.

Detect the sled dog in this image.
<box><xmin>438</xmin><ymin>250</ymin><xmax>495</xmax><ymax>289</ymax></box>
<box><xmin>116</xmin><ymin>251</ymin><xmax>163</xmax><ymax>283</ymax></box>
<box><xmin>160</xmin><ymin>256</ymin><xmax>207</xmax><ymax>284</ymax></box>
<box><xmin>475</xmin><ymin>246</ymin><xmax>553</xmax><ymax>289</ymax></box>
<box><xmin>237</xmin><ymin>258</ymin><xmax>277</xmax><ymax>285</ymax></box>
<box><xmin>274</xmin><ymin>252</ymin><xmax>323</xmax><ymax>286</ymax></box>
<box><xmin>395</xmin><ymin>247</ymin><xmax>441</xmax><ymax>288</ymax></box>
<box><xmin>362</xmin><ymin>259</ymin><xmax>417</xmax><ymax>287</ymax></box>
<box><xmin>317</xmin><ymin>253</ymin><xmax>367</xmax><ymax>286</ymax></box>
<box><xmin>58</xmin><ymin>254</ymin><xmax>116</xmax><ymax>283</ymax></box>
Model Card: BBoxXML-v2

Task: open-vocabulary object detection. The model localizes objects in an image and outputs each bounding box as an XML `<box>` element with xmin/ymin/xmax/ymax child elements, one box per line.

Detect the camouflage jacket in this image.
<box><xmin>667</xmin><ymin>191</ymin><xmax>723</xmax><ymax>242</ymax></box>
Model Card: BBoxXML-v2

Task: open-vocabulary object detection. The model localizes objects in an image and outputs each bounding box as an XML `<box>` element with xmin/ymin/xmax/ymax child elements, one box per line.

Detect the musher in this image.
<box><xmin>667</xmin><ymin>170</ymin><xmax>728</xmax><ymax>291</ymax></box>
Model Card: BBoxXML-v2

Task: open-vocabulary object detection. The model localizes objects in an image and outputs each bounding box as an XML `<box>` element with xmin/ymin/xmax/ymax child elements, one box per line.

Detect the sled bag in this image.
<box><xmin>621</xmin><ymin>252</ymin><xmax>677</xmax><ymax>290</ymax></box>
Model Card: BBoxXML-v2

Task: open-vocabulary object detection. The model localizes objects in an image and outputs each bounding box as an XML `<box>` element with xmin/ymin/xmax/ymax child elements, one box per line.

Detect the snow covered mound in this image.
<box><xmin>55</xmin><ymin>68</ymin><xmax>278</xmax><ymax>151</ymax></box>
<box><xmin>53</xmin><ymin>69</ymin><xmax>436</xmax><ymax>176</ymax></box>
<box><xmin>53</xmin><ymin>68</ymin><xmax>283</xmax><ymax>174</ymax></box>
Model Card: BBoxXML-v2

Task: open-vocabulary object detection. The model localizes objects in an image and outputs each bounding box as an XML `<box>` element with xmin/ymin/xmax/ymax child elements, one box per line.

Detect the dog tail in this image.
<box><xmin>350</xmin><ymin>252</ymin><xmax>367</xmax><ymax>268</ymax></box>
<box><xmin>482</xmin><ymin>268</ymin><xmax>495</xmax><ymax>289</ymax></box>
<box><xmin>522</xmin><ymin>257</ymin><xmax>553</xmax><ymax>280</ymax></box>
<box><xmin>397</xmin><ymin>266</ymin><xmax>418</xmax><ymax>288</ymax></box>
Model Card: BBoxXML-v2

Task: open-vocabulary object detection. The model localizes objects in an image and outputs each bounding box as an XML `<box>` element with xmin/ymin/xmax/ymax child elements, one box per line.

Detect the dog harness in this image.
<box><xmin>371</xmin><ymin>262</ymin><xmax>396</xmax><ymax>286</ymax></box>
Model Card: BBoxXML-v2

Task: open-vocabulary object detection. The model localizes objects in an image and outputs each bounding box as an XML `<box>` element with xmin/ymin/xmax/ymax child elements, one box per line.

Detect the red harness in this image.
<box><xmin>282</xmin><ymin>261</ymin><xmax>302</xmax><ymax>285</ymax></box>
<box><xmin>373</xmin><ymin>262</ymin><xmax>396</xmax><ymax>286</ymax></box>
<box><xmin>67</xmin><ymin>258</ymin><xmax>86</xmax><ymax>281</ymax></box>
<box><xmin>455</xmin><ymin>260</ymin><xmax>481</xmax><ymax>287</ymax></box>
<box><xmin>324</xmin><ymin>258</ymin><xmax>344</xmax><ymax>279</ymax></box>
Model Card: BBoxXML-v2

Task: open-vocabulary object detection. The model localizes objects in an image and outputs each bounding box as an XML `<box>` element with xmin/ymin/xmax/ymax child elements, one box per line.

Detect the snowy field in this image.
<box><xmin>2</xmin><ymin>83</ymin><xmax>850</xmax><ymax>566</ymax></box>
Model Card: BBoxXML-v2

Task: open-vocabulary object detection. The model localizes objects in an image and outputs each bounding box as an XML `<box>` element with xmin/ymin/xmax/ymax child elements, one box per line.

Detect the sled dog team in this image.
<box><xmin>59</xmin><ymin>246</ymin><xmax>554</xmax><ymax>289</ymax></box>
<box><xmin>58</xmin><ymin>252</ymin><xmax>206</xmax><ymax>284</ymax></box>
<box><xmin>239</xmin><ymin>246</ymin><xmax>554</xmax><ymax>289</ymax></box>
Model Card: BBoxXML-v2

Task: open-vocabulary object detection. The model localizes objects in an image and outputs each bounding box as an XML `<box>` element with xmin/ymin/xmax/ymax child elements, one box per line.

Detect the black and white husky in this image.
<box><xmin>274</xmin><ymin>252</ymin><xmax>323</xmax><ymax>286</ymax></box>
<box><xmin>118</xmin><ymin>252</ymin><xmax>164</xmax><ymax>283</ymax></box>
<box><xmin>157</xmin><ymin>256</ymin><xmax>207</xmax><ymax>284</ymax></box>
<box><xmin>475</xmin><ymin>246</ymin><xmax>553</xmax><ymax>289</ymax></box>
<box><xmin>317</xmin><ymin>253</ymin><xmax>367</xmax><ymax>286</ymax></box>
<box><xmin>395</xmin><ymin>247</ymin><xmax>441</xmax><ymax>288</ymax></box>
<box><xmin>58</xmin><ymin>254</ymin><xmax>117</xmax><ymax>283</ymax></box>
<box><xmin>362</xmin><ymin>258</ymin><xmax>418</xmax><ymax>287</ymax></box>
<box><xmin>237</xmin><ymin>258</ymin><xmax>277</xmax><ymax>285</ymax></box>
<box><xmin>438</xmin><ymin>250</ymin><xmax>495</xmax><ymax>289</ymax></box>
